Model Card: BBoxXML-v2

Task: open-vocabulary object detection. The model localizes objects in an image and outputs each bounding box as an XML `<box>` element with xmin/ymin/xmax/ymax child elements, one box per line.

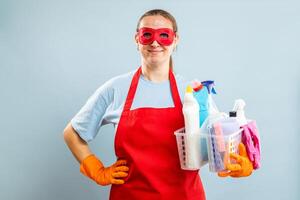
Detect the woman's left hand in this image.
<box><xmin>218</xmin><ymin>143</ymin><xmax>253</xmax><ymax>178</ymax></box>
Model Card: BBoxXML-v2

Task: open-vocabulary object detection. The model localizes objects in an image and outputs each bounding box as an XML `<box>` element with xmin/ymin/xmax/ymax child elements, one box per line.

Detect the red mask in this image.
<box><xmin>137</xmin><ymin>27</ymin><xmax>175</xmax><ymax>46</ymax></box>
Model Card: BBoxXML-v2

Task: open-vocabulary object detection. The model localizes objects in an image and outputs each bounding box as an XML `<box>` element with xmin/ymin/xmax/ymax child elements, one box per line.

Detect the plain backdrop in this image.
<box><xmin>1</xmin><ymin>0</ymin><xmax>299</xmax><ymax>199</ymax></box>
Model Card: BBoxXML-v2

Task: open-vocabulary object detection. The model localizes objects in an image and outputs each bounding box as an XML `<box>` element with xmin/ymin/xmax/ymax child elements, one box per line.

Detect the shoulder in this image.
<box><xmin>95</xmin><ymin>70</ymin><xmax>135</xmax><ymax>92</ymax></box>
<box><xmin>106</xmin><ymin>70</ymin><xmax>135</xmax><ymax>89</ymax></box>
<box><xmin>91</xmin><ymin>69</ymin><xmax>136</xmax><ymax>106</ymax></box>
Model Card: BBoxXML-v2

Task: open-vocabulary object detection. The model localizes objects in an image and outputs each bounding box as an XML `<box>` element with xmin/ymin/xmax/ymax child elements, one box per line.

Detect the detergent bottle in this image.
<box><xmin>183</xmin><ymin>85</ymin><xmax>200</xmax><ymax>135</ymax></box>
<box><xmin>182</xmin><ymin>85</ymin><xmax>201</xmax><ymax>168</ymax></box>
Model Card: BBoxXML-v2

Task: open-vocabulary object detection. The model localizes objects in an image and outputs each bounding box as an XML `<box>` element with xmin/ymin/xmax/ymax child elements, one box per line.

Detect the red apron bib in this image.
<box><xmin>110</xmin><ymin>67</ymin><xmax>205</xmax><ymax>200</ymax></box>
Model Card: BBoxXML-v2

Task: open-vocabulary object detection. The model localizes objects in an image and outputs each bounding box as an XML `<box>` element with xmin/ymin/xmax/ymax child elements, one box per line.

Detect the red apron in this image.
<box><xmin>110</xmin><ymin>67</ymin><xmax>206</xmax><ymax>200</ymax></box>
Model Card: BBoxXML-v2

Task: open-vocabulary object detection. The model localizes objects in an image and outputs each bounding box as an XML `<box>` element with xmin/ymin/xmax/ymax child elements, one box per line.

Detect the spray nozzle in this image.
<box><xmin>201</xmin><ymin>80</ymin><xmax>217</xmax><ymax>94</ymax></box>
<box><xmin>232</xmin><ymin>99</ymin><xmax>246</xmax><ymax>111</ymax></box>
<box><xmin>232</xmin><ymin>99</ymin><xmax>248</xmax><ymax>126</ymax></box>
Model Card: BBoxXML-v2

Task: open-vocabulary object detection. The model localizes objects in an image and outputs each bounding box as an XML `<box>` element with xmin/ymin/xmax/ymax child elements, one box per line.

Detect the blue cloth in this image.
<box><xmin>71</xmin><ymin>69</ymin><xmax>189</xmax><ymax>142</ymax></box>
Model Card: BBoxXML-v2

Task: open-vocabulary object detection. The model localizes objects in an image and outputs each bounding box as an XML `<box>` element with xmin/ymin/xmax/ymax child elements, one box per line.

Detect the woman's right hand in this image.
<box><xmin>80</xmin><ymin>154</ymin><xmax>129</xmax><ymax>186</ymax></box>
<box><xmin>217</xmin><ymin>143</ymin><xmax>253</xmax><ymax>178</ymax></box>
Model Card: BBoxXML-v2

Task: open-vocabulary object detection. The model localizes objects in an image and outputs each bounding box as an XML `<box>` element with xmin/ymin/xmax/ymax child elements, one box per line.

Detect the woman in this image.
<box><xmin>63</xmin><ymin>9</ymin><xmax>253</xmax><ymax>200</ymax></box>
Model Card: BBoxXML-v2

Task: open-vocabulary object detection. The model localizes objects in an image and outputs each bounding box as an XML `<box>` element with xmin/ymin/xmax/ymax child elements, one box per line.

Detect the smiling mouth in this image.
<box><xmin>148</xmin><ymin>50</ymin><xmax>163</xmax><ymax>53</ymax></box>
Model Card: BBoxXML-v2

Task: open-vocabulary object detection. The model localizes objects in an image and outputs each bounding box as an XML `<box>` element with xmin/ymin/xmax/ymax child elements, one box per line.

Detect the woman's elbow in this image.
<box><xmin>63</xmin><ymin>123</ymin><xmax>73</xmax><ymax>143</ymax></box>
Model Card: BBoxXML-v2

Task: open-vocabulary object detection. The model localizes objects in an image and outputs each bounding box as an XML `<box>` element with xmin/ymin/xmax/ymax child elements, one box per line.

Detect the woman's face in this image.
<box><xmin>135</xmin><ymin>15</ymin><xmax>178</xmax><ymax>67</ymax></box>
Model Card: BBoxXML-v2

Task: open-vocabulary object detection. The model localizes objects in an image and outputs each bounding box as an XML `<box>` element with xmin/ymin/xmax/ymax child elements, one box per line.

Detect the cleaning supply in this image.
<box><xmin>183</xmin><ymin>85</ymin><xmax>200</xmax><ymax>135</ymax></box>
<box><xmin>191</xmin><ymin>80</ymin><xmax>203</xmax><ymax>92</ymax></box>
<box><xmin>213</xmin><ymin>122</ymin><xmax>225</xmax><ymax>152</ymax></box>
<box><xmin>232</xmin><ymin>99</ymin><xmax>261</xmax><ymax>169</ymax></box>
<box><xmin>80</xmin><ymin>154</ymin><xmax>129</xmax><ymax>185</ymax></box>
<box><xmin>201</xmin><ymin>80</ymin><xmax>218</xmax><ymax>116</ymax></box>
<box><xmin>201</xmin><ymin>80</ymin><xmax>217</xmax><ymax>95</ymax></box>
<box><xmin>207</xmin><ymin>118</ymin><xmax>241</xmax><ymax>172</ymax></box>
<box><xmin>241</xmin><ymin>120</ymin><xmax>261</xmax><ymax>169</ymax></box>
<box><xmin>217</xmin><ymin>143</ymin><xmax>253</xmax><ymax>177</ymax></box>
<box><xmin>174</xmin><ymin>128</ymin><xmax>207</xmax><ymax>169</ymax></box>
<box><xmin>182</xmin><ymin>85</ymin><xmax>200</xmax><ymax>168</ymax></box>
<box><xmin>199</xmin><ymin>96</ymin><xmax>227</xmax><ymax>172</ymax></box>
<box><xmin>232</xmin><ymin>99</ymin><xmax>247</xmax><ymax>126</ymax></box>
<box><xmin>191</xmin><ymin>80</ymin><xmax>209</xmax><ymax>127</ymax></box>
<box><xmin>216</xmin><ymin>118</ymin><xmax>240</xmax><ymax>135</ymax></box>
<box><xmin>191</xmin><ymin>80</ymin><xmax>218</xmax><ymax>127</ymax></box>
<box><xmin>229</xmin><ymin>111</ymin><xmax>237</xmax><ymax>117</ymax></box>
<box><xmin>210</xmin><ymin>122</ymin><xmax>226</xmax><ymax>171</ymax></box>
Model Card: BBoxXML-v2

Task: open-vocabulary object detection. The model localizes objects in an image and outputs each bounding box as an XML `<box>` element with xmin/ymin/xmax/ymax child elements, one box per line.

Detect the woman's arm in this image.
<box><xmin>63</xmin><ymin>122</ymin><xmax>92</xmax><ymax>163</ymax></box>
<box><xmin>63</xmin><ymin>122</ymin><xmax>129</xmax><ymax>185</ymax></box>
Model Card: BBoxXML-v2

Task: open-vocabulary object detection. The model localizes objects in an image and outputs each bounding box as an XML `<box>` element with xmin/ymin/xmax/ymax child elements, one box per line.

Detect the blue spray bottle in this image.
<box><xmin>192</xmin><ymin>80</ymin><xmax>217</xmax><ymax>127</ymax></box>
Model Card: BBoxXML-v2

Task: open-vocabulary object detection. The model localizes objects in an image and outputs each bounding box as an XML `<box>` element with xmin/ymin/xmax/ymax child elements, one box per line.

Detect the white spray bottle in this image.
<box><xmin>232</xmin><ymin>99</ymin><xmax>248</xmax><ymax>126</ymax></box>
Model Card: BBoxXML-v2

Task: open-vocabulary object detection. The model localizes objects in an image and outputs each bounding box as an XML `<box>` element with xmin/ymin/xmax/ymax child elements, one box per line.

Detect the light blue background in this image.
<box><xmin>1</xmin><ymin>0</ymin><xmax>299</xmax><ymax>199</ymax></box>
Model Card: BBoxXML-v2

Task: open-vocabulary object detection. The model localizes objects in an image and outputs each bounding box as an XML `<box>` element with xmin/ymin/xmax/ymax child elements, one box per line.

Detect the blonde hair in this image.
<box><xmin>136</xmin><ymin>9</ymin><xmax>178</xmax><ymax>71</ymax></box>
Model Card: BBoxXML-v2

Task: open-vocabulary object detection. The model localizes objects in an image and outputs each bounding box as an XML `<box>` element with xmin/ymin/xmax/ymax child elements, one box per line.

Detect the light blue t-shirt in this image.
<box><xmin>71</xmin><ymin>69</ymin><xmax>189</xmax><ymax>142</ymax></box>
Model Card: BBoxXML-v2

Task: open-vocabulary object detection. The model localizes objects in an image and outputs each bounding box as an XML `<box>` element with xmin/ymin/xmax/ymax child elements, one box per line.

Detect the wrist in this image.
<box><xmin>80</xmin><ymin>154</ymin><xmax>104</xmax><ymax>178</ymax></box>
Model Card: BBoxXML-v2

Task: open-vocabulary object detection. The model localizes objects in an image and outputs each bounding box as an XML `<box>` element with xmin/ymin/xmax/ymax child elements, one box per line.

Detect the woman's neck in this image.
<box><xmin>141</xmin><ymin>62</ymin><xmax>170</xmax><ymax>83</ymax></box>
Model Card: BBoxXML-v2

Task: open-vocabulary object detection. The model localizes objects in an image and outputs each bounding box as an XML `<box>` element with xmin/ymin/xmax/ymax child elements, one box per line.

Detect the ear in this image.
<box><xmin>174</xmin><ymin>33</ymin><xmax>180</xmax><ymax>46</ymax></box>
<box><xmin>172</xmin><ymin>33</ymin><xmax>179</xmax><ymax>51</ymax></box>
<box><xmin>134</xmin><ymin>32</ymin><xmax>139</xmax><ymax>45</ymax></box>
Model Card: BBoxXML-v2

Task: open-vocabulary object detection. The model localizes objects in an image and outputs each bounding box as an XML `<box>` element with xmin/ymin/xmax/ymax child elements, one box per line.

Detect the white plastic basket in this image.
<box><xmin>206</xmin><ymin>128</ymin><xmax>242</xmax><ymax>172</ymax></box>
<box><xmin>174</xmin><ymin>128</ymin><xmax>208</xmax><ymax>170</ymax></box>
<box><xmin>174</xmin><ymin>127</ymin><xmax>242</xmax><ymax>172</ymax></box>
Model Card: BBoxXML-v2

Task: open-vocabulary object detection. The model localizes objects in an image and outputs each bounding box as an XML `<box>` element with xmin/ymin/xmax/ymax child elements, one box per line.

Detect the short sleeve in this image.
<box><xmin>71</xmin><ymin>79</ymin><xmax>114</xmax><ymax>142</ymax></box>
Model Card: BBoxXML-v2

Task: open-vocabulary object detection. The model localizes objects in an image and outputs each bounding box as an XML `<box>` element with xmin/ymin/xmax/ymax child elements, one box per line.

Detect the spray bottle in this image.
<box><xmin>232</xmin><ymin>99</ymin><xmax>248</xmax><ymax>126</ymax></box>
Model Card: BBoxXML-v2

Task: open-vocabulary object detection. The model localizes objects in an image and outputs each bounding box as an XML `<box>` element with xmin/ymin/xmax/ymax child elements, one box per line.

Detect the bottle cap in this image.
<box><xmin>193</xmin><ymin>84</ymin><xmax>203</xmax><ymax>92</ymax></box>
<box><xmin>186</xmin><ymin>85</ymin><xmax>193</xmax><ymax>93</ymax></box>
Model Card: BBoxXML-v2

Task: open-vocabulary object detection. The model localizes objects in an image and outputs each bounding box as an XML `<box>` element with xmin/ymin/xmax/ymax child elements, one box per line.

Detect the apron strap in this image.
<box><xmin>123</xmin><ymin>66</ymin><xmax>182</xmax><ymax>112</ymax></box>
<box><xmin>123</xmin><ymin>67</ymin><xmax>142</xmax><ymax>112</ymax></box>
<box><xmin>169</xmin><ymin>68</ymin><xmax>183</xmax><ymax>109</ymax></box>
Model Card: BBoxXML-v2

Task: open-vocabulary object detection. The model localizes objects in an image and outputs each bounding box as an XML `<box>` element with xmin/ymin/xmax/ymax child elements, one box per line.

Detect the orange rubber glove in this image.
<box><xmin>80</xmin><ymin>154</ymin><xmax>129</xmax><ymax>186</ymax></box>
<box><xmin>218</xmin><ymin>143</ymin><xmax>253</xmax><ymax>178</ymax></box>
